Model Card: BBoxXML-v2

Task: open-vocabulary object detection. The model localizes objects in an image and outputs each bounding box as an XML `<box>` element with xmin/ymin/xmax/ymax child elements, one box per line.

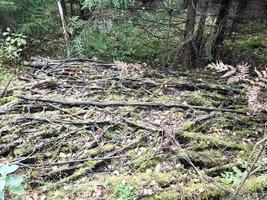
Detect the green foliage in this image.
<box><xmin>82</xmin><ymin>0</ymin><xmax>134</xmax><ymax>10</ymax></box>
<box><xmin>0</xmin><ymin>28</ymin><xmax>27</xmax><ymax>65</ymax></box>
<box><xmin>220</xmin><ymin>166</ymin><xmax>245</xmax><ymax>188</ymax></box>
<box><xmin>0</xmin><ymin>164</ymin><xmax>25</xmax><ymax>199</ymax></box>
<box><xmin>72</xmin><ymin>20</ymin><xmax>164</xmax><ymax>65</ymax></box>
<box><xmin>240</xmin><ymin>36</ymin><xmax>265</xmax><ymax>51</ymax></box>
<box><xmin>110</xmin><ymin>184</ymin><xmax>135</xmax><ymax>200</ymax></box>
<box><xmin>68</xmin><ymin>16</ymin><xmax>86</xmax><ymax>36</ymax></box>
<box><xmin>0</xmin><ymin>0</ymin><xmax>59</xmax><ymax>36</ymax></box>
<box><xmin>0</xmin><ymin>0</ymin><xmax>18</xmax><ymax>12</ymax></box>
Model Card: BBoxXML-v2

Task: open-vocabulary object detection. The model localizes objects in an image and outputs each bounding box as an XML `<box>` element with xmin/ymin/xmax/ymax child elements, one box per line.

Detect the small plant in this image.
<box><xmin>68</xmin><ymin>16</ymin><xmax>86</xmax><ymax>36</ymax></box>
<box><xmin>0</xmin><ymin>164</ymin><xmax>25</xmax><ymax>199</ymax></box>
<box><xmin>0</xmin><ymin>28</ymin><xmax>27</xmax><ymax>64</ymax></box>
<box><xmin>110</xmin><ymin>184</ymin><xmax>135</xmax><ymax>200</ymax></box>
<box><xmin>220</xmin><ymin>166</ymin><xmax>245</xmax><ymax>188</ymax></box>
<box><xmin>240</xmin><ymin>36</ymin><xmax>264</xmax><ymax>51</ymax></box>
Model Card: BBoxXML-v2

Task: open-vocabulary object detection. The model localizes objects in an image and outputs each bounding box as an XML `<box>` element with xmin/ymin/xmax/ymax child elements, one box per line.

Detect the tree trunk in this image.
<box><xmin>61</xmin><ymin>0</ymin><xmax>67</xmax><ymax>16</ymax></box>
<box><xmin>57</xmin><ymin>0</ymin><xmax>71</xmax><ymax>57</ymax></box>
<box><xmin>0</xmin><ymin>14</ymin><xmax>17</xmax><ymax>32</ymax></box>
<box><xmin>195</xmin><ymin>0</ymin><xmax>209</xmax><ymax>58</ymax></box>
<box><xmin>70</xmin><ymin>0</ymin><xmax>74</xmax><ymax>16</ymax></box>
<box><xmin>229</xmin><ymin>0</ymin><xmax>249</xmax><ymax>39</ymax></box>
<box><xmin>213</xmin><ymin>0</ymin><xmax>233</xmax><ymax>46</ymax></box>
<box><xmin>182</xmin><ymin>0</ymin><xmax>198</xmax><ymax>67</ymax></box>
<box><xmin>79</xmin><ymin>2</ymin><xmax>85</xmax><ymax>19</ymax></box>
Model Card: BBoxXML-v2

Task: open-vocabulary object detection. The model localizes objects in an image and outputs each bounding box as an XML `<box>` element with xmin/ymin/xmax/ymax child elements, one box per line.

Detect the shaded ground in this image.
<box><xmin>0</xmin><ymin>59</ymin><xmax>266</xmax><ymax>199</ymax></box>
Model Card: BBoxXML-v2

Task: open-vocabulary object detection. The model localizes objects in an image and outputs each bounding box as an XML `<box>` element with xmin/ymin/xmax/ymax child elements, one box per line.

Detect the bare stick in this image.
<box><xmin>8</xmin><ymin>116</ymin><xmax>111</xmax><ymax>126</ymax></box>
<box><xmin>57</xmin><ymin>0</ymin><xmax>70</xmax><ymax>57</ymax></box>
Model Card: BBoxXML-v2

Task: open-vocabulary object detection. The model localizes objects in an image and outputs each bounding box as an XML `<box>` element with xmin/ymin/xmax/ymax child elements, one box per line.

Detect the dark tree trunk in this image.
<box><xmin>182</xmin><ymin>0</ymin><xmax>198</xmax><ymax>67</ymax></box>
<box><xmin>70</xmin><ymin>0</ymin><xmax>74</xmax><ymax>16</ymax></box>
<box><xmin>184</xmin><ymin>0</ymin><xmax>198</xmax><ymax>39</ymax></box>
<box><xmin>229</xmin><ymin>0</ymin><xmax>249</xmax><ymax>38</ymax></box>
<box><xmin>0</xmin><ymin>14</ymin><xmax>17</xmax><ymax>32</ymax></box>
<box><xmin>213</xmin><ymin>0</ymin><xmax>233</xmax><ymax>45</ymax></box>
<box><xmin>61</xmin><ymin>0</ymin><xmax>67</xmax><ymax>16</ymax></box>
<box><xmin>195</xmin><ymin>0</ymin><xmax>209</xmax><ymax>57</ymax></box>
<box><xmin>79</xmin><ymin>2</ymin><xmax>85</xmax><ymax>19</ymax></box>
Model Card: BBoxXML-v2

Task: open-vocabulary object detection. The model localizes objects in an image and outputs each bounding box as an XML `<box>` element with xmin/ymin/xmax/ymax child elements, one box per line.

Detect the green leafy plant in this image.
<box><xmin>0</xmin><ymin>28</ymin><xmax>27</xmax><ymax>61</ymax></box>
<box><xmin>0</xmin><ymin>164</ymin><xmax>25</xmax><ymax>199</ymax></box>
<box><xmin>68</xmin><ymin>16</ymin><xmax>86</xmax><ymax>36</ymax></box>
<box><xmin>240</xmin><ymin>36</ymin><xmax>265</xmax><ymax>51</ymax></box>
<box><xmin>220</xmin><ymin>166</ymin><xmax>246</xmax><ymax>188</ymax></box>
<box><xmin>71</xmin><ymin>20</ymin><xmax>164</xmax><ymax>65</ymax></box>
<box><xmin>110</xmin><ymin>184</ymin><xmax>135</xmax><ymax>200</ymax></box>
<box><xmin>82</xmin><ymin>0</ymin><xmax>133</xmax><ymax>10</ymax></box>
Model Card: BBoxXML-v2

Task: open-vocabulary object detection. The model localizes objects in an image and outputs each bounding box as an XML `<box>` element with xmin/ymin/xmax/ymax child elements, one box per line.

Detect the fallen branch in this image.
<box><xmin>8</xmin><ymin>116</ymin><xmax>111</xmax><ymax>126</ymax></box>
<box><xmin>16</xmin><ymin>95</ymin><xmax>246</xmax><ymax>114</ymax></box>
<box><xmin>16</xmin><ymin>156</ymin><xmax>123</xmax><ymax>168</ymax></box>
<box><xmin>29</xmin><ymin>57</ymin><xmax>113</xmax><ymax>69</ymax></box>
<box><xmin>118</xmin><ymin>78</ymin><xmax>242</xmax><ymax>94</ymax></box>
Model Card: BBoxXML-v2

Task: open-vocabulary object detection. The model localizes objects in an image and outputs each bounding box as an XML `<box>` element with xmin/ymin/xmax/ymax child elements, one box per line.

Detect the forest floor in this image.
<box><xmin>0</xmin><ymin>58</ymin><xmax>266</xmax><ymax>200</ymax></box>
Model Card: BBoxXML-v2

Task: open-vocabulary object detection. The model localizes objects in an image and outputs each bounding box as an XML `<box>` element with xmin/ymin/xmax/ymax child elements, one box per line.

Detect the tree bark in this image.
<box><xmin>213</xmin><ymin>0</ymin><xmax>233</xmax><ymax>46</ymax></box>
<box><xmin>70</xmin><ymin>0</ymin><xmax>74</xmax><ymax>16</ymax></box>
<box><xmin>195</xmin><ymin>0</ymin><xmax>209</xmax><ymax>57</ymax></box>
<box><xmin>0</xmin><ymin>14</ymin><xmax>17</xmax><ymax>32</ymax></box>
<box><xmin>182</xmin><ymin>0</ymin><xmax>198</xmax><ymax>67</ymax></box>
<box><xmin>61</xmin><ymin>0</ymin><xmax>67</xmax><ymax>16</ymax></box>
<box><xmin>229</xmin><ymin>0</ymin><xmax>249</xmax><ymax>39</ymax></box>
<box><xmin>57</xmin><ymin>0</ymin><xmax>71</xmax><ymax>57</ymax></box>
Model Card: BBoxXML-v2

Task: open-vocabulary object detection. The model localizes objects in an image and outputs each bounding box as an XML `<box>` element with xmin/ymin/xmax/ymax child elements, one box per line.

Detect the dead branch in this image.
<box><xmin>16</xmin><ymin>156</ymin><xmax>123</xmax><ymax>168</ymax></box>
<box><xmin>8</xmin><ymin>116</ymin><xmax>112</xmax><ymax>126</ymax></box>
<box><xmin>16</xmin><ymin>95</ymin><xmax>246</xmax><ymax>114</ymax></box>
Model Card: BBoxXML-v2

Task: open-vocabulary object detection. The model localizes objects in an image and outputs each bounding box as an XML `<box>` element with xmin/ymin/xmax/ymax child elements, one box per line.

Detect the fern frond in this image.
<box><xmin>208</xmin><ymin>61</ymin><xmax>267</xmax><ymax>115</ymax></box>
<box><xmin>207</xmin><ymin>61</ymin><xmax>234</xmax><ymax>73</ymax></box>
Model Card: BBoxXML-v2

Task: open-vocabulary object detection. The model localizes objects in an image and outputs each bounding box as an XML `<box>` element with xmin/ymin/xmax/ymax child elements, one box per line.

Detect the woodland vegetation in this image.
<box><xmin>0</xmin><ymin>0</ymin><xmax>267</xmax><ymax>199</ymax></box>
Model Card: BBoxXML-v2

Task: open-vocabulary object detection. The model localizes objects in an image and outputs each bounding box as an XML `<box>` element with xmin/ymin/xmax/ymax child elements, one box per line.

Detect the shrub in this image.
<box><xmin>71</xmin><ymin>20</ymin><xmax>164</xmax><ymax>65</ymax></box>
<box><xmin>240</xmin><ymin>36</ymin><xmax>265</xmax><ymax>51</ymax></box>
<box><xmin>0</xmin><ymin>28</ymin><xmax>27</xmax><ymax>67</ymax></box>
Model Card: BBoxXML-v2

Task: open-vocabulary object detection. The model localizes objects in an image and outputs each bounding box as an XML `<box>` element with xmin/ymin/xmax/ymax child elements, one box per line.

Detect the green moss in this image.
<box><xmin>106</xmin><ymin>171</ymin><xmax>182</xmax><ymax>189</ymax></box>
<box><xmin>179</xmin><ymin>131</ymin><xmax>250</xmax><ymax>151</ymax></box>
<box><xmin>182</xmin><ymin>150</ymin><xmax>225</xmax><ymax>168</ymax></box>
<box><xmin>130</xmin><ymin>148</ymin><xmax>162</xmax><ymax>170</ymax></box>
<box><xmin>242</xmin><ymin>175</ymin><xmax>267</xmax><ymax>192</ymax></box>
<box><xmin>143</xmin><ymin>189</ymin><xmax>181</xmax><ymax>200</ymax></box>
<box><xmin>186</xmin><ymin>93</ymin><xmax>214</xmax><ymax>107</ymax></box>
<box><xmin>86</xmin><ymin>143</ymin><xmax>117</xmax><ymax>157</ymax></box>
<box><xmin>0</xmin><ymin>96</ymin><xmax>16</xmax><ymax>106</ymax></box>
<box><xmin>144</xmin><ymin>183</ymin><xmax>226</xmax><ymax>200</ymax></box>
<box><xmin>14</xmin><ymin>143</ymin><xmax>35</xmax><ymax>156</ymax></box>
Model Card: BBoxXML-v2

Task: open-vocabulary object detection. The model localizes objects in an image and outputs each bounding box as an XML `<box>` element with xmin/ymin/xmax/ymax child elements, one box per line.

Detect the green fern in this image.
<box><xmin>220</xmin><ymin>166</ymin><xmax>246</xmax><ymax>188</ymax></box>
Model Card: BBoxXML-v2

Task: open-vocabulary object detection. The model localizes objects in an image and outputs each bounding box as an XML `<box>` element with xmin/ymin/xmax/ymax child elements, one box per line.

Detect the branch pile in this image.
<box><xmin>0</xmin><ymin>57</ymin><xmax>265</xmax><ymax>199</ymax></box>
